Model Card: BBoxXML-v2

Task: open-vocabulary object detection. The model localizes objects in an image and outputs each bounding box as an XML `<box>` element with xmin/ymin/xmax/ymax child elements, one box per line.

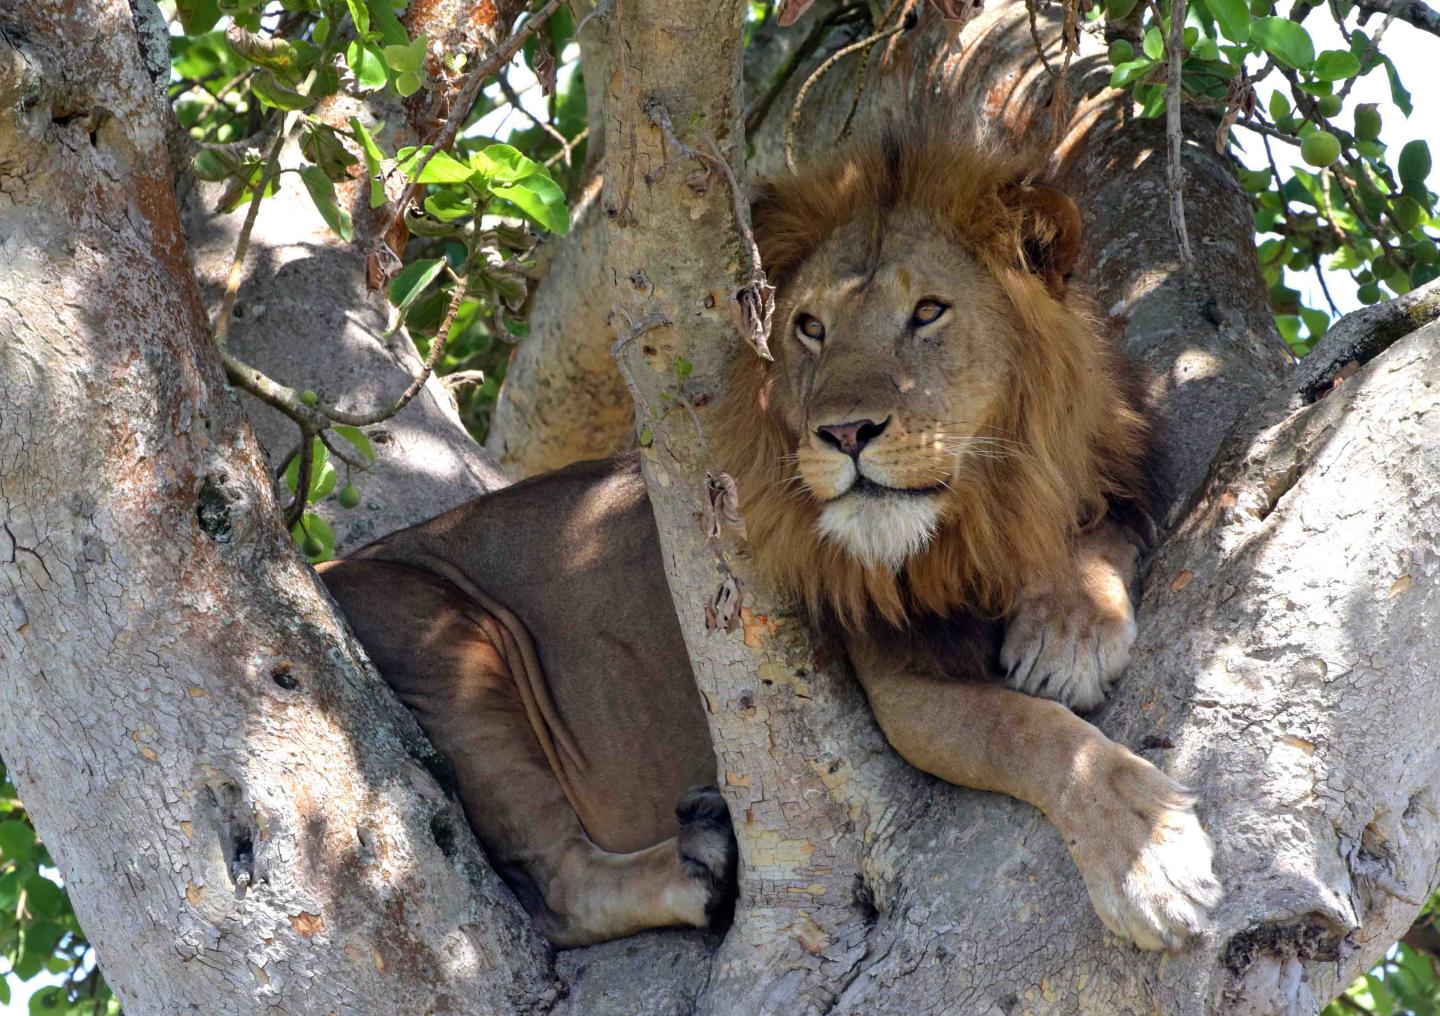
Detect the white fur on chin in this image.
<box><xmin>816</xmin><ymin>491</ymin><xmax>941</xmax><ymax>571</ymax></box>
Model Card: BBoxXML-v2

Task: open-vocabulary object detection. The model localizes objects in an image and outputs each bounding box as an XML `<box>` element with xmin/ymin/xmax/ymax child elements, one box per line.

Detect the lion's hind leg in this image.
<box><xmin>319</xmin><ymin>558</ymin><xmax>735</xmax><ymax>948</ymax></box>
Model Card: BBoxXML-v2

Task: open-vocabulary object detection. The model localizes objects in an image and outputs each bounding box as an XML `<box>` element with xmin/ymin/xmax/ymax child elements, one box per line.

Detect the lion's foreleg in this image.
<box><xmin>1000</xmin><ymin>518</ymin><xmax>1141</xmax><ymax>711</ymax></box>
<box><xmin>849</xmin><ymin>653</ymin><xmax>1219</xmax><ymax>952</ymax></box>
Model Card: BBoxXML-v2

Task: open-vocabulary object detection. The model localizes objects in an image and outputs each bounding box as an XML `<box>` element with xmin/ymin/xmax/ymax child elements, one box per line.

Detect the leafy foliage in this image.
<box><xmin>1098</xmin><ymin>0</ymin><xmax>1438</xmax><ymax>354</ymax></box>
<box><xmin>1323</xmin><ymin>893</ymin><xmax>1440</xmax><ymax>1015</ymax></box>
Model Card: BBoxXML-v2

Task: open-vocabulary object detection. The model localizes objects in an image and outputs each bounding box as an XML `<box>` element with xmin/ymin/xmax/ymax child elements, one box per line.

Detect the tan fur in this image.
<box><xmin>321</xmin><ymin>134</ymin><xmax>1219</xmax><ymax>954</ymax></box>
<box><xmin>714</xmin><ymin>135</ymin><xmax>1149</xmax><ymax>628</ymax></box>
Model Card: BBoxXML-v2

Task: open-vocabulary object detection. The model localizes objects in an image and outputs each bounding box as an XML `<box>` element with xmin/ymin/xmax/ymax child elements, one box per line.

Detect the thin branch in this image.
<box><xmin>318</xmin><ymin>430</ymin><xmax>371</xmax><ymax>470</ymax></box>
<box><xmin>1338</xmin><ymin>3</ymin><xmax>1398</xmax><ymax>101</ymax></box>
<box><xmin>496</xmin><ymin>69</ymin><xmax>572</xmax><ymax>160</ymax></box>
<box><xmin>283</xmin><ymin>427</ymin><xmax>317</xmax><ymax>530</ymax></box>
<box><xmin>544</xmin><ymin>126</ymin><xmax>589</xmax><ymax>168</ymax></box>
<box><xmin>212</xmin><ymin>124</ymin><xmax>287</xmax><ymax>351</ymax></box>
<box><xmin>317</xmin><ymin>268</ymin><xmax>470</xmax><ymax>427</ymax></box>
<box><xmin>441</xmin><ymin>369</ymin><xmax>489</xmax><ymax>389</ymax></box>
<box><xmin>1164</xmin><ymin>0</ymin><xmax>1194</xmax><ymax>269</ymax></box>
<box><xmin>1352</xmin><ymin>0</ymin><xmax>1440</xmax><ymax>37</ymax></box>
<box><xmin>744</xmin><ymin>5</ymin><xmax>867</xmax><ymax>137</ymax></box>
<box><xmin>783</xmin><ymin>22</ymin><xmax>907</xmax><ymax>173</ymax></box>
<box><xmin>382</xmin><ymin>0</ymin><xmax>569</xmax><ymax>240</ymax></box>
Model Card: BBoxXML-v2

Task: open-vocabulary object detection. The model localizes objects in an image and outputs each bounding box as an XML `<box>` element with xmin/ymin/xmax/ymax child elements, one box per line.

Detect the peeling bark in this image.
<box><xmin>0</xmin><ymin>5</ymin><xmax>553</xmax><ymax>1012</ymax></box>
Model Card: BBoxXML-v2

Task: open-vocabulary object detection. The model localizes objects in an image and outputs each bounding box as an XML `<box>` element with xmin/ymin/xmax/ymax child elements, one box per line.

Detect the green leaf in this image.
<box><xmin>396</xmin><ymin>146</ymin><xmax>475</xmax><ymax>184</ymax></box>
<box><xmin>1399</xmin><ymin>140</ymin><xmax>1431</xmax><ymax>195</ymax></box>
<box><xmin>332</xmin><ymin>426</ymin><xmax>376</xmax><ymax>465</ymax></box>
<box><xmin>423</xmin><ymin>188</ymin><xmax>476</xmax><ymax>221</ymax></box>
<box><xmin>29</xmin><ymin>986</ymin><xmax>65</xmax><ymax>1014</ymax></box>
<box><xmin>383</xmin><ymin>37</ymin><xmax>427</xmax><ymax>74</ymax></box>
<box><xmin>348</xmin><ymin>117</ymin><xmax>388</xmax><ymax>209</ymax></box>
<box><xmin>346</xmin><ymin>41</ymin><xmax>389</xmax><ymax>90</ymax></box>
<box><xmin>22</xmin><ymin>874</ymin><xmax>63</xmax><ymax>919</ymax></box>
<box><xmin>311</xmin><ymin>457</ymin><xmax>337</xmax><ymax>499</ymax></box>
<box><xmin>1110</xmin><ymin>58</ymin><xmax>1157</xmax><ymax>88</ymax></box>
<box><xmin>473</xmin><ymin>143</ymin><xmax>545</xmax><ymax>183</ymax></box>
<box><xmin>225</xmin><ymin>26</ymin><xmax>313</xmax><ymax>74</ymax></box>
<box><xmin>0</xmin><ymin>976</ymin><xmax>9</xmax><ymax>1005</ymax></box>
<box><xmin>300</xmin><ymin>166</ymin><xmax>353</xmax><ymax>241</ymax></box>
<box><xmin>388</xmin><ymin>258</ymin><xmax>447</xmax><ymax>314</ymax></box>
<box><xmin>1250</xmin><ymin>17</ymin><xmax>1315</xmax><ymax>70</ymax></box>
<box><xmin>251</xmin><ymin>70</ymin><xmax>315</xmax><ymax>111</ymax></box>
<box><xmin>345</xmin><ymin>0</ymin><xmax>370</xmax><ymax>35</ymax></box>
<box><xmin>493</xmin><ymin>174</ymin><xmax>570</xmax><ymax>235</ymax></box>
<box><xmin>1313</xmin><ymin>49</ymin><xmax>1360</xmax><ymax>81</ymax></box>
<box><xmin>176</xmin><ymin>0</ymin><xmax>222</xmax><ymax>33</ymax></box>
<box><xmin>300</xmin><ymin>124</ymin><xmax>358</xmax><ymax>182</ymax></box>
<box><xmin>1381</xmin><ymin>53</ymin><xmax>1412</xmax><ymax>114</ymax></box>
<box><xmin>395</xmin><ymin>70</ymin><xmax>424</xmax><ymax>97</ymax></box>
<box><xmin>1206</xmin><ymin>0</ymin><xmax>1249</xmax><ymax>42</ymax></box>
<box><xmin>366</xmin><ymin>0</ymin><xmax>412</xmax><ymax>46</ymax></box>
<box><xmin>1142</xmin><ymin>26</ymin><xmax>1164</xmax><ymax>60</ymax></box>
<box><xmin>0</xmin><ymin>819</ymin><xmax>35</xmax><ymax>864</ymax></box>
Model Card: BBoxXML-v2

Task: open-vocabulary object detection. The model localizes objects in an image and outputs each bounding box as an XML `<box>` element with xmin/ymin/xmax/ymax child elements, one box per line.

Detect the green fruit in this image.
<box><xmin>338</xmin><ymin>484</ymin><xmax>361</xmax><ymax>509</ymax></box>
<box><xmin>1108</xmin><ymin>39</ymin><xmax>1135</xmax><ymax>64</ymax></box>
<box><xmin>1316</xmin><ymin>94</ymin><xmax>1342</xmax><ymax>117</ymax></box>
<box><xmin>1356</xmin><ymin>282</ymin><xmax>1382</xmax><ymax>304</ymax></box>
<box><xmin>1248</xmin><ymin>0</ymin><xmax>1270</xmax><ymax>14</ymax></box>
<box><xmin>1411</xmin><ymin>241</ymin><xmax>1438</xmax><ymax>266</ymax></box>
<box><xmin>1393</xmin><ymin>195</ymin><xmax>1425</xmax><ymax>232</ymax></box>
<box><xmin>300</xmin><ymin>389</ymin><xmax>319</xmax><ymax>407</ymax></box>
<box><xmin>1354</xmin><ymin>104</ymin><xmax>1381</xmax><ymax>141</ymax></box>
<box><xmin>1301</xmin><ymin>131</ymin><xmax>1342</xmax><ymax>168</ymax></box>
<box><xmin>302</xmin><ymin>536</ymin><xmax>325</xmax><ymax>557</ymax></box>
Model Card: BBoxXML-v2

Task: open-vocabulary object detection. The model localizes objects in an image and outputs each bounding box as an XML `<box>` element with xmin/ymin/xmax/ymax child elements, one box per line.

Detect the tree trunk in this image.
<box><xmin>0</xmin><ymin>4</ymin><xmax>554</xmax><ymax>1012</ymax></box>
<box><xmin>4</xmin><ymin>0</ymin><xmax>1438</xmax><ymax>1013</ymax></box>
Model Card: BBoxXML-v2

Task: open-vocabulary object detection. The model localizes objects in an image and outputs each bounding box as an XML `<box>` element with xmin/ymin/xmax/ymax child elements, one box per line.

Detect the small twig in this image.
<box><xmin>610</xmin><ymin>308</ymin><xmax>674</xmax><ymax>362</ymax></box>
<box><xmin>783</xmin><ymin>22</ymin><xmax>907</xmax><ymax>173</ymax></box>
<box><xmin>319</xmin><ymin>430</ymin><xmax>371</xmax><ymax>470</ymax></box>
<box><xmin>1292</xmin><ymin>276</ymin><xmax>1440</xmax><ymax>404</ymax></box>
<box><xmin>543</xmin><ymin>126</ymin><xmax>589</xmax><ymax>167</ymax></box>
<box><xmin>442</xmin><ymin>369</ymin><xmax>489</xmax><ymax>389</ymax></box>
<box><xmin>1312</xmin><ymin>252</ymin><xmax>1341</xmax><ymax>315</ymax></box>
<box><xmin>1238</xmin><ymin>117</ymin><xmax>1302</xmax><ymax>146</ymax></box>
<box><xmin>318</xmin><ymin>267</ymin><xmax>470</xmax><ymax>426</ymax></box>
<box><xmin>284</xmin><ymin>426</ymin><xmax>317</xmax><ymax>529</ymax></box>
<box><xmin>383</xmin><ymin>0</ymin><xmax>569</xmax><ymax>239</ymax></box>
<box><xmin>213</xmin><ymin>124</ymin><xmax>287</xmax><ymax>350</ymax></box>
<box><xmin>1164</xmin><ymin>0</ymin><xmax>1194</xmax><ymax>270</ymax></box>
<box><xmin>496</xmin><ymin>69</ymin><xmax>572</xmax><ymax>160</ymax></box>
<box><xmin>1352</xmin><ymin>0</ymin><xmax>1440</xmax><ymax>37</ymax></box>
<box><xmin>744</xmin><ymin>5</ymin><xmax>867</xmax><ymax>137</ymax></box>
<box><xmin>1338</xmin><ymin>4</ymin><xmax>1397</xmax><ymax>102</ymax></box>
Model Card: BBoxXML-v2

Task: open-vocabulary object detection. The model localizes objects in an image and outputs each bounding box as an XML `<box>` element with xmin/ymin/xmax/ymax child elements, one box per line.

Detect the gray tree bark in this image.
<box><xmin>3</xmin><ymin>0</ymin><xmax>1438</xmax><ymax>1013</ymax></box>
<box><xmin>0</xmin><ymin>4</ymin><xmax>554</xmax><ymax>1012</ymax></box>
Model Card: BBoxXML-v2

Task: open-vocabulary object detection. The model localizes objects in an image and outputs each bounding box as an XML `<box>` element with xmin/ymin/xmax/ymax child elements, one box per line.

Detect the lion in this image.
<box><xmin>318</xmin><ymin>131</ymin><xmax>1221</xmax><ymax>952</ymax></box>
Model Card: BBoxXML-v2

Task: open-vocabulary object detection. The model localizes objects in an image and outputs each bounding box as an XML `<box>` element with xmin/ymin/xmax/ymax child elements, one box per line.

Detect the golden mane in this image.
<box><xmin>713</xmin><ymin>134</ymin><xmax>1151</xmax><ymax>629</ymax></box>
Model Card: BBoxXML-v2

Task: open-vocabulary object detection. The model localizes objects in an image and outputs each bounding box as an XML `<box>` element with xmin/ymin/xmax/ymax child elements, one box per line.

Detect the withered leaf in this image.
<box><xmin>365</xmin><ymin>241</ymin><xmax>403</xmax><ymax>291</ymax></box>
<box><xmin>706</xmin><ymin>574</ymin><xmax>744</xmax><ymax>634</ymax></box>
<box><xmin>705</xmin><ymin>471</ymin><xmax>746</xmax><ymax>540</ymax></box>
<box><xmin>928</xmin><ymin>0</ymin><xmax>985</xmax><ymax>25</ymax></box>
<box><xmin>532</xmin><ymin>43</ymin><xmax>557</xmax><ymax>98</ymax></box>
<box><xmin>777</xmin><ymin>0</ymin><xmax>817</xmax><ymax>26</ymax></box>
<box><xmin>732</xmin><ymin>273</ymin><xmax>776</xmax><ymax>362</ymax></box>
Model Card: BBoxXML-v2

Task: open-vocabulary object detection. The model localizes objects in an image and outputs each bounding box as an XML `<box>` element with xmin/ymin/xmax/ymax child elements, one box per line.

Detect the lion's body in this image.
<box><xmin>321</xmin><ymin>133</ymin><xmax>1221</xmax><ymax>952</ymax></box>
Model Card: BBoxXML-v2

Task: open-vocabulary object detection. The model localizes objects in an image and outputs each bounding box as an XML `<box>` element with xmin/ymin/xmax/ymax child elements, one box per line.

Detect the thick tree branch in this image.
<box><xmin>1353</xmin><ymin>0</ymin><xmax>1440</xmax><ymax>37</ymax></box>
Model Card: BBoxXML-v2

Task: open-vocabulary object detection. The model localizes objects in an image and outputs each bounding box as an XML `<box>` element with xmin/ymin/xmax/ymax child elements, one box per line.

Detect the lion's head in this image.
<box><xmin>714</xmin><ymin>133</ymin><xmax>1150</xmax><ymax>628</ymax></box>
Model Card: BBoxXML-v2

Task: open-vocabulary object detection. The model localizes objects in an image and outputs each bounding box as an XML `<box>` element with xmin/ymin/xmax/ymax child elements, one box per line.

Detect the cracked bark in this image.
<box><xmin>3</xmin><ymin>0</ymin><xmax>1437</xmax><ymax>1013</ymax></box>
<box><xmin>0</xmin><ymin>3</ymin><xmax>554</xmax><ymax>1012</ymax></box>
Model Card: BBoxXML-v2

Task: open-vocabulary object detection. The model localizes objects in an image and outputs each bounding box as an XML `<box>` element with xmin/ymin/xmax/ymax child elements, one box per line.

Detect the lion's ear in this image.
<box><xmin>1004</xmin><ymin>183</ymin><xmax>1082</xmax><ymax>293</ymax></box>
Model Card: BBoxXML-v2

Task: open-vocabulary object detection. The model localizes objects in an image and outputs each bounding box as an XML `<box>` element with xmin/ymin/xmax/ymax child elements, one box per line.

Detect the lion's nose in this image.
<box><xmin>816</xmin><ymin>417</ymin><xmax>890</xmax><ymax>458</ymax></box>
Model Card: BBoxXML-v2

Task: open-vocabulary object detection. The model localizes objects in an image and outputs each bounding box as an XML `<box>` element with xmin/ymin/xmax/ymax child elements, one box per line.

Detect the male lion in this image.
<box><xmin>319</xmin><ymin>133</ymin><xmax>1221</xmax><ymax>952</ymax></box>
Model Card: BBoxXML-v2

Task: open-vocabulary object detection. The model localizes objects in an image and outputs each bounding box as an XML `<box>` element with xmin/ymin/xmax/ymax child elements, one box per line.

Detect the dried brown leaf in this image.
<box><xmin>708</xmin><ymin>574</ymin><xmax>744</xmax><ymax>633</ymax></box>
<box><xmin>533</xmin><ymin>43</ymin><xmax>557</xmax><ymax>97</ymax></box>
<box><xmin>365</xmin><ymin>241</ymin><xmax>403</xmax><ymax>291</ymax></box>
<box><xmin>777</xmin><ymin>0</ymin><xmax>817</xmax><ymax>27</ymax></box>
<box><xmin>705</xmin><ymin>471</ymin><xmax>746</xmax><ymax>540</ymax></box>
<box><xmin>732</xmin><ymin>273</ymin><xmax>776</xmax><ymax>361</ymax></box>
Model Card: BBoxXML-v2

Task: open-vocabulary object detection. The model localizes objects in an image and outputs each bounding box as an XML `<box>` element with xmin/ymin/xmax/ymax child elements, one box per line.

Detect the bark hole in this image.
<box><xmin>196</xmin><ymin>474</ymin><xmax>236</xmax><ymax>542</ymax></box>
<box><xmin>271</xmin><ymin>664</ymin><xmax>299</xmax><ymax>691</ymax></box>
<box><xmin>429</xmin><ymin>810</ymin><xmax>459</xmax><ymax>858</ymax></box>
<box><xmin>205</xmin><ymin>779</ymin><xmax>259</xmax><ymax>894</ymax></box>
<box><xmin>852</xmin><ymin>872</ymin><xmax>878</xmax><ymax>927</ymax></box>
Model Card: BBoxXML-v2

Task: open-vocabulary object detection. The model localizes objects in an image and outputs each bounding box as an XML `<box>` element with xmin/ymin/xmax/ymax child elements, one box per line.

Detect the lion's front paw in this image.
<box><xmin>1063</xmin><ymin>753</ymin><xmax>1221</xmax><ymax>952</ymax></box>
<box><xmin>1001</xmin><ymin>585</ymin><xmax>1136</xmax><ymax>712</ymax></box>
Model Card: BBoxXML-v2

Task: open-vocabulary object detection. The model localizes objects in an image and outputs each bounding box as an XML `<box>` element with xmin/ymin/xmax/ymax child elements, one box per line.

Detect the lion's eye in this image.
<box><xmin>795</xmin><ymin>314</ymin><xmax>826</xmax><ymax>343</ymax></box>
<box><xmin>912</xmin><ymin>299</ymin><xmax>948</xmax><ymax>326</ymax></box>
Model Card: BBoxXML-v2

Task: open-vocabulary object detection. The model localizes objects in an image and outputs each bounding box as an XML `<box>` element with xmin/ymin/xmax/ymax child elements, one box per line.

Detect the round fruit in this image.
<box><xmin>302</xmin><ymin>536</ymin><xmax>325</xmax><ymax>557</ymax></box>
<box><xmin>1316</xmin><ymin>94</ymin><xmax>1342</xmax><ymax>117</ymax></box>
<box><xmin>1301</xmin><ymin>131</ymin><xmax>1342</xmax><ymax>168</ymax></box>
<box><xmin>338</xmin><ymin>484</ymin><xmax>361</xmax><ymax>509</ymax></box>
<box><xmin>300</xmin><ymin>389</ymin><xmax>319</xmax><ymax>407</ymax></box>
<box><xmin>1411</xmin><ymin>241</ymin><xmax>1438</xmax><ymax>266</ymax></box>
<box><xmin>1356</xmin><ymin>282</ymin><xmax>1382</xmax><ymax>304</ymax></box>
<box><xmin>1108</xmin><ymin>39</ymin><xmax>1135</xmax><ymax>64</ymax></box>
<box><xmin>1354</xmin><ymin>105</ymin><xmax>1381</xmax><ymax>141</ymax></box>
